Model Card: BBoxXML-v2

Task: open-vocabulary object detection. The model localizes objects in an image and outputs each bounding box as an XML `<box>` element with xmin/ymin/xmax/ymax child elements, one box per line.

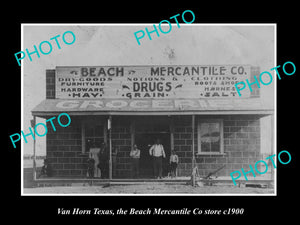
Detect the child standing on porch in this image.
<box><xmin>169</xmin><ymin>150</ymin><xmax>179</xmax><ymax>178</ymax></box>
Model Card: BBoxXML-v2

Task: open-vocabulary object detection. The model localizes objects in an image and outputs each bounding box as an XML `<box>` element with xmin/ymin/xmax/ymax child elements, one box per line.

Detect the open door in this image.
<box><xmin>135</xmin><ymin>133</ymin><xmax>171</xmax><ymax>178</ymax></box>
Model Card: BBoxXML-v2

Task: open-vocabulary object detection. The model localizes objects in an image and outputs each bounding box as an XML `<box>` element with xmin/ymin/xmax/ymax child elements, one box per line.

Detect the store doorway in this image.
<box><xmin>134</xmin><ymin>117</ymin><xmax>172</xmax><ymax>178</ymax></box>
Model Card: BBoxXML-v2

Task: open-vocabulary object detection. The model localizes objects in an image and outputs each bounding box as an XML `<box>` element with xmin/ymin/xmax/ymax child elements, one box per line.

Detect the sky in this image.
<box><xmin>21</xmin><ymin>24</ymin><xmax>275</xmax><ymax>155</ymax></box>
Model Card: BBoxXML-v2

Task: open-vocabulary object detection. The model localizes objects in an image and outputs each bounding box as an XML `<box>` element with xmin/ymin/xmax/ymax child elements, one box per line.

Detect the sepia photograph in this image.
<box><xmin>21</xmin><ymin>24</ymin><xmax>275</xmax><ymax>195</ymax></box>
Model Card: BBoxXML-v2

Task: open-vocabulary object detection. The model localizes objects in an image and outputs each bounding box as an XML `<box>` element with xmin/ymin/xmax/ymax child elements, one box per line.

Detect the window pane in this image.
<box><xmin>200</xmin><ymin>123</ymin><xmax>210</xmax><ymax>138</ymax></box>
<box><xmin>199</xmin><ymin>121</ymin><xmax>221</xmax><ymax>153</ymax></box>
<box><xmin>83</xmin><ymin>121</ymin><xmax>105</xmax><ymax>153</ymax></box>
<box><xmin>210</xmin><ymin>141</ymin><xmax>220</xmax><ymax>152</ymax></box>
<box><xmin>200</xmin><ymin>123</ymin><xmax>210</xmax><ymax>152</ymax></box>
<box><xmin>210</xmin><ymin>123</ymin><xmax>220</xmax><ymax>134</ymax></box>
<box><xmin>201</xmin><ymin>141</ymin><xmax>210</xmax><ymax>152</ymax></box>
<box><xmin>210</xmin><ymin>122</ymin><xmax>220</xmax><ymax>141</ymax></box>
<box><xmin>209</xmin><ymin>123</ymin><xmax>220</xmax><ymax>152</ymax></box>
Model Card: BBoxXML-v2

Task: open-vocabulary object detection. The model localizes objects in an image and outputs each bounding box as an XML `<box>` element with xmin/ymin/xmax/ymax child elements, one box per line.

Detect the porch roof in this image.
<box><xmin>31</xmin><ymin>98</ymin><xmax>274</xmax><ymax>117</ymax></box>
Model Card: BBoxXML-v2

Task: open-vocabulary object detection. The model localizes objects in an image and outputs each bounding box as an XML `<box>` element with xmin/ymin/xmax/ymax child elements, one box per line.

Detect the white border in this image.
<box><xmin>21</xmin><ymin>24</ymin><xmax>24</xmax><ymax>195</ymax></box>
<box><xmin>21</xmin><ymin>23</ymin><xmax>277</xmax><ymax>196</ymax></box>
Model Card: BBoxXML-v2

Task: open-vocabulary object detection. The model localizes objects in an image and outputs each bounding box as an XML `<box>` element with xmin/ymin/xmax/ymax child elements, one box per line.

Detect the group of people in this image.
<box><xmin>87</xmin><ymin>139</ymin><xmax>179</xmax><ymax>179</ymax></box>
<box><xmin>39</xmin><ymin>139</ymin><xmax>178</xmax><ymax>179</ymax></box>
<box><xmin>130</xmin><ymin>139</ymin><xmax>179</xmax><ymax>179</ymax></box>
<box><xmin>87</xmin><ymin>142</ymin><xmax>109</xmax><ymax>179</ymax></box>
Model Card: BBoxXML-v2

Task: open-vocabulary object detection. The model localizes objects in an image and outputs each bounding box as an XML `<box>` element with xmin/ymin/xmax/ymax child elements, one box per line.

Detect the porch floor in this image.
<box><xmin>33</xmin><ymin>175</ymin><xmax>274</xmax><ymax>187</ymax></box>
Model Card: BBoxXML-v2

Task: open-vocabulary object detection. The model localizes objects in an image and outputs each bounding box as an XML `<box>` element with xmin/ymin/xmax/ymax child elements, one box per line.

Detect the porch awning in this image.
<box><xmin>32</xmin><ymin>98</ymin><xmax>274</xmax><ymax>116</ymax></box>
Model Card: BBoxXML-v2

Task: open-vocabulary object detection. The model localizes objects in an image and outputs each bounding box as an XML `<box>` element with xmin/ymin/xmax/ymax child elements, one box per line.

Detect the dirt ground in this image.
<box><xmin>23</xmin><ymin>183</ymin><xmax>274</xmax><ymax>195</ymax></box>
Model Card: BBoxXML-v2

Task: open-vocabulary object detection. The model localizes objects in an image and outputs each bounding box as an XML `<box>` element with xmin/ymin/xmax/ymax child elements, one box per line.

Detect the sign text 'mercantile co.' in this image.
<box><xmin>55</xmin><ymin>65</ymin><xmax>250</xmax><ymax>99</ymax></box>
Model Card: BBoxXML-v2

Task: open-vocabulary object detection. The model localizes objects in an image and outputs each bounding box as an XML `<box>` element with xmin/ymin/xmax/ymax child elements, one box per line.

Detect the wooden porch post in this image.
<box><xmin>108</xmin><ymin>115</ymin><xmax>112</xmax><ymax>180</ymax></box>
<box><xmin>170</xmin><ymin>116</ymin><xmax>174</xmax><ymax>151</ymax></box>
<box><xmin>130</xmin><ymin>119</ymin><xmax>135</xmax><ymax>150</ymax></box>
<box><xmin>192</xmin><ymin>115</ymin><xmax>195</xmax><ymax>170</ymax></box>
<box><xmin>32</xmin><ymin>116</ymin><xmax>37</xmax><ymax>181</ymax></box>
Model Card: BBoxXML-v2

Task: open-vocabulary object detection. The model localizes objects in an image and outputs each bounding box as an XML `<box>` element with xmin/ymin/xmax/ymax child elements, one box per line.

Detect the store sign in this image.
<box><xmin>54</xmin><ymin>99</ymin><xmax>264</xmax><ymax>110</ymax></box>
<box><xmin>55</xmin><ymin>65</ymin><xmax>251</xmax><ymax>99</ymax></box>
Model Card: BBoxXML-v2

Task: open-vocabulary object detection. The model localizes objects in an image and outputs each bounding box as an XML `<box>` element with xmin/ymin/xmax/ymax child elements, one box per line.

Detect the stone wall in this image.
<box><xmin>45</xmin><ymin>115</ymin><xmax>262</xmax><ymax>178</ymax></box>
<box><xmin>111</xmin><ymin>117</ymin><xmax>132</xmax><ymax>178</ymax></box>
<box><xmin>173</xmin><ymin>115</ymin><xmax>261</xmax><ymax>177</ymax></box>
<box><xmin>46</xmin><ymin>116</ymin><xmax>85</xmax><ymax>177</ymax></box>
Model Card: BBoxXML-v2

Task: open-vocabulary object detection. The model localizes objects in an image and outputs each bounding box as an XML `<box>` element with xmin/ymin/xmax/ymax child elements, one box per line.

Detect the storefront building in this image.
<box><xmin>32</xmin><ymin>65</ymin><xmax>273</xmax><ymax>179</ymax></box>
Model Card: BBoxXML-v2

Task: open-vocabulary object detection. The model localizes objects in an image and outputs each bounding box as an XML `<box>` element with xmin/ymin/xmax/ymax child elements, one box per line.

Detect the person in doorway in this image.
<box><xmin>89</xmin><ymin>142</ymin><xmax>101</xmax><ymax>178</ymax></box>
<box><xmin>130</xmin><ymin>144</ymin><xmax>141</xmax><ymax>178</ymax></box>
<box><xmin>149</xmin><ymin>139</ymin><xmax>166</xmax><ymax>179</ymax></box>
<box><xmin>169</xmin><ymin>150</ymin><xmax>179</xmax><ymax>178</ymax></box>
<box><xmin>98</xmin><ymin>142</ymin><xmax>109</xmax><ymax>179</ymax></box>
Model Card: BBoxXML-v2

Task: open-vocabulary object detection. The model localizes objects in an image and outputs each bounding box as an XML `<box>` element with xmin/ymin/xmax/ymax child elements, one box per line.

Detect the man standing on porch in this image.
<box><xmin>149</xmin><ymin>139</ymin><xmax>166</xmax><ymax>179</ymax></box>
<box><xmin>130</xmin><ymin>144</ymin><xmax>140</xmax><ymax>178</ymax></box>
<box><xmin>98</xmin><ymin>143</ymin><xmax>109</xmax><ymax>179</ymax></box>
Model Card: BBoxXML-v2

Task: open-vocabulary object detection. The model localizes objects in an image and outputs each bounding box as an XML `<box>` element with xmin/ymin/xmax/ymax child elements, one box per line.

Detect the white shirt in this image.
<box><xmin>130</xmin><ymin>149</ymin><xmax>140</xmax><ymax>158</ymax></box>
<box><xmin>149</xmin><ymin>144</ymin><xmax>166</xmax><ymax>158</ymax></box>
<box><xmin>89</xmin><ymin>148</ymin><xmax>100</xmax><ymax>165</ymax></box>
<box><xmin>170</xmin><ymin>154</ymin><xmax>179</xmax><ymax>163</ymax></box>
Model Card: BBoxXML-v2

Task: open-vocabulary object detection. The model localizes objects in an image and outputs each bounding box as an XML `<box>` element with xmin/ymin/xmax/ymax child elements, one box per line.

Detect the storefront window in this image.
<box><xmin>85</xmin><ymin>125</ymin><xmax>104</xmax><ymax>149</ymax></box>
<box><xmin>82</xmin><ymin>119</ymin><xmax>105</xmax><ymax>153</ymax></box>
<box><xmin>197</xmin><ymin>119</ymin><xmax>223</xmax><ymax>154</ymax></box>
